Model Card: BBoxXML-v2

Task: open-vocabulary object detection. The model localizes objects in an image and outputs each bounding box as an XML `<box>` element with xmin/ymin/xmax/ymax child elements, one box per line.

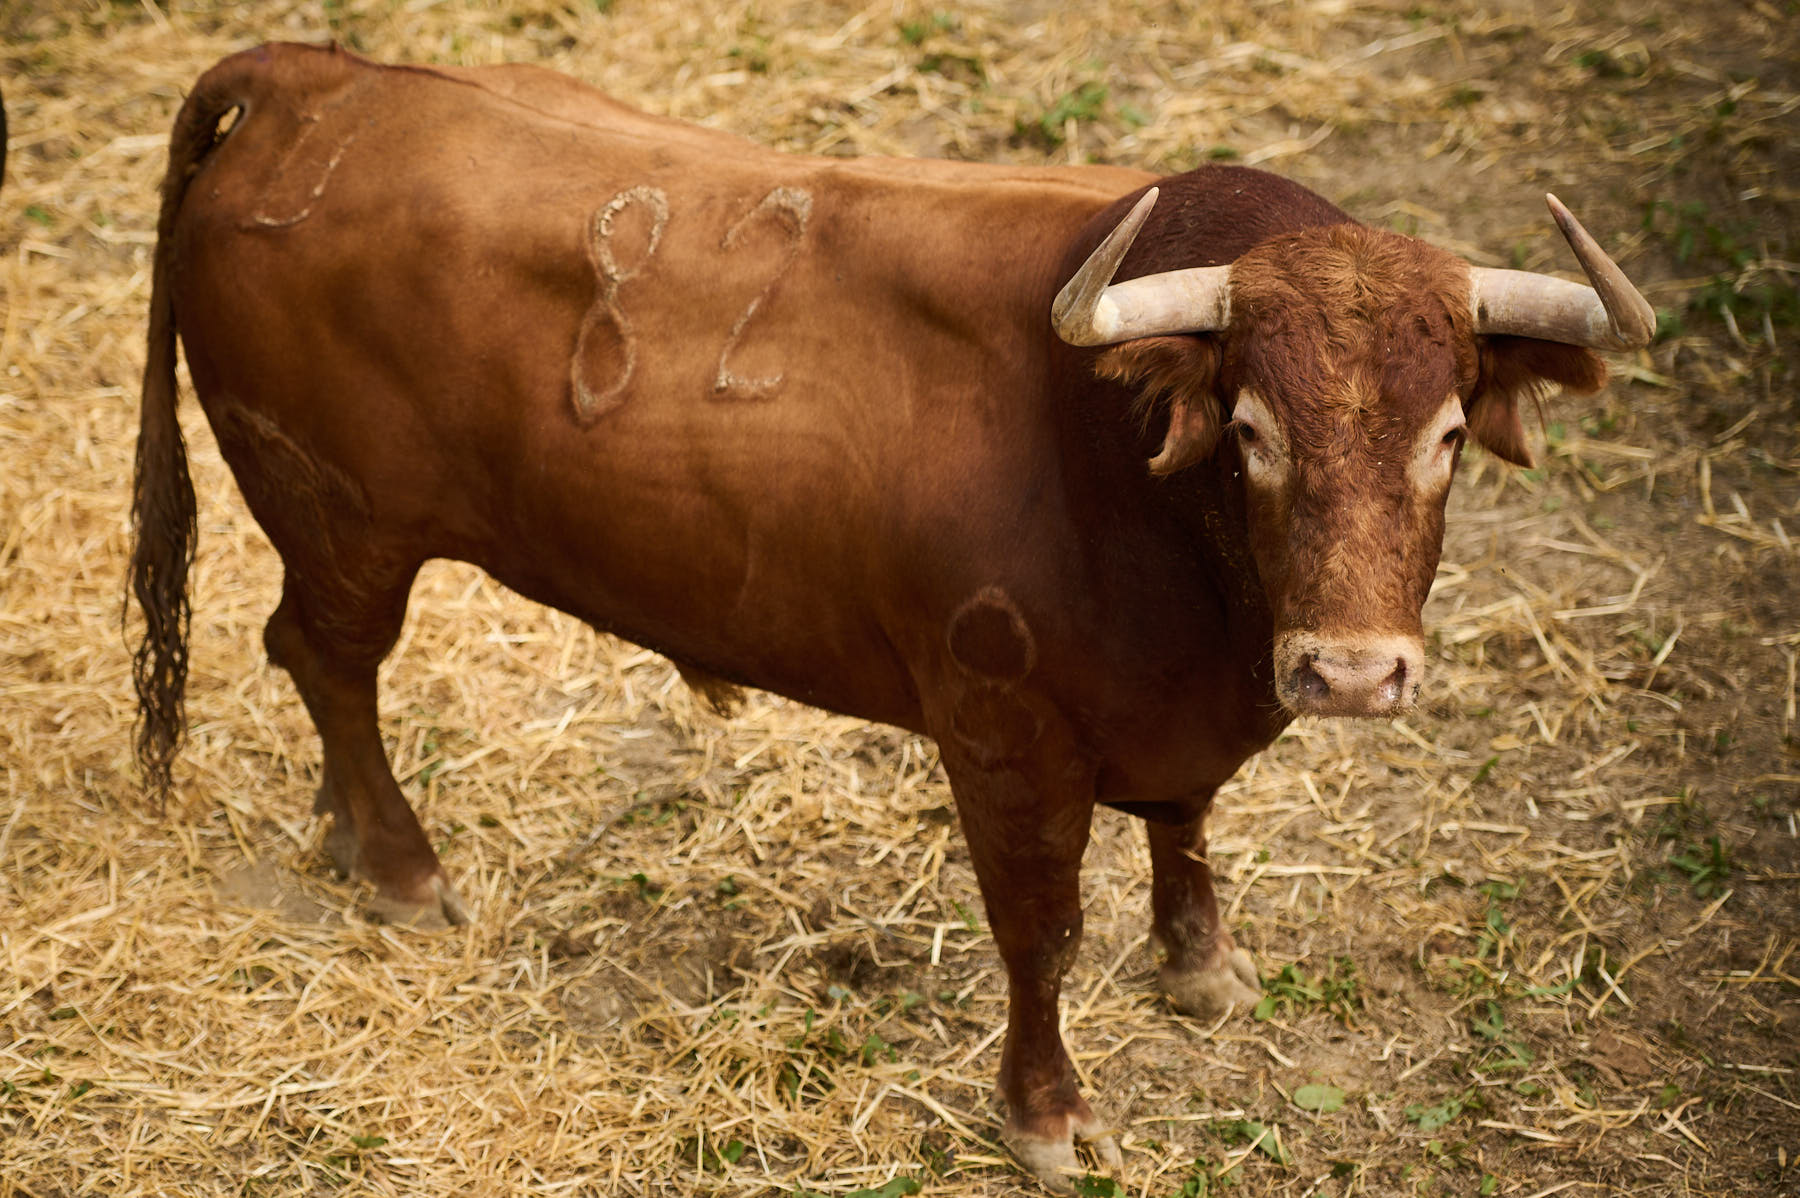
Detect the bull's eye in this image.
<box><xmin>1442</xmin><ymin>426</ymin><xmax>1466</xmax><ymax>449</ymax></box>
<box><xmin>1229</xmin><ymin>395</ymin><xmax>1282</xmax><ymax>480</ymax></box>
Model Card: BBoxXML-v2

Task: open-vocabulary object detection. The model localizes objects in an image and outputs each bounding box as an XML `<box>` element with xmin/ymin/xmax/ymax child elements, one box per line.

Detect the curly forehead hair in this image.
<box><xmin>1222</xmin><ymin>224</ymin><xmax>1480</xmax><ymax>424</ymax></box>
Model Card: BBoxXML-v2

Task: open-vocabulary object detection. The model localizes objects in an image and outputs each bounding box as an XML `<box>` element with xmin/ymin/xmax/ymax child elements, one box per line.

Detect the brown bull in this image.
<box><xmin>131</xmin><ymin>43</ymin><xmax>1652</xmax><ymax>1190</ymax></box>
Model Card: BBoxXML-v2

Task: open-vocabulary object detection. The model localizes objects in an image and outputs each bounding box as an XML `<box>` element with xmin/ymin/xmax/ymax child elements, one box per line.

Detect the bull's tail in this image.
<box><xmin>129</xmin><ymin>67</ymin><xmax>248</xmax><ymax>806</ymax></box>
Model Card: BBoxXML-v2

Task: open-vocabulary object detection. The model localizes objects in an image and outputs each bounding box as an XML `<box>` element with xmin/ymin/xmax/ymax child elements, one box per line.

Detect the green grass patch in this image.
<box><xmin>1254</xmin><ymin>957</ymin><xmax>1363</xmax><ymax>1024</ymax></box>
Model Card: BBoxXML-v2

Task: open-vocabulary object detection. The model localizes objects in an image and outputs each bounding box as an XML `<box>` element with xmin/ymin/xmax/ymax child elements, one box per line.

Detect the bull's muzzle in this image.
<box><xmin>1274</xmin><ymin>633</ymin><xmax>1424</xmax><ymax>718</ymax></box>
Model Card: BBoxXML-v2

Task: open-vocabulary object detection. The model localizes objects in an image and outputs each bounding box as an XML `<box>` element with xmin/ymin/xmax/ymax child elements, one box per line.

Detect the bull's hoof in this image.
<box><xmin>1161</xmin><ymin>946</ymin><xmax>1260</xmax><ymax>1021</ymax></box>
<box><xmin>1003</xmin><ymin>1110</ymin><xmax>1123</xmax><ymax>1194</ymax></box>
<box><xmin>364</xmin><ymin>873</ymin><xmax>474</xmax><ymax>930</ymax></box>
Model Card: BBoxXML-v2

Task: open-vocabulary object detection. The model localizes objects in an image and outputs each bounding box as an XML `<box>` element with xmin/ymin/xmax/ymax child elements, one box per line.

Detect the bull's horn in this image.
<box><xmin>1468</xmin><ymin>194</ymin><xmax>1656</xmax><ymax>351</ymax></box>
<box><xmin>1052</xmin><ymin>187</ymin><xmax>1233</xmax><ymax>347</ymax></box>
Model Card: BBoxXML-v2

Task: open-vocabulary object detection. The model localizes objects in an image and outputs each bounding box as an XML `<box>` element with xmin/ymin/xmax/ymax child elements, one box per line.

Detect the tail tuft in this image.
<box><xmin>127</xmin><ymin>68</ymin><xmax>246</xmax><ymax>807</ymax></box>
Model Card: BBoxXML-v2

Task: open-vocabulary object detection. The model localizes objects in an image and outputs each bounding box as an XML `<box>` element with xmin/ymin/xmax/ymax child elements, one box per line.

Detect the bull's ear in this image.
<box><xmin>1093</xmin><ymin>335</ymin><xmax>1224</xmax><ymax>476</ymax></box>
<box><xmin>1468</xmin><ymin>336</ymin><xmax>1608</xmax><ymax>468</ymax></box>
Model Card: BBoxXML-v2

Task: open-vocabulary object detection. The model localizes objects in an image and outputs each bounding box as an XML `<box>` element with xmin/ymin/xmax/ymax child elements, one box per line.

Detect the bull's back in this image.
<box><xmin>169</xmin><ymin>44</ymin><xmax>1149</xmax><ymax>727</ymax></box>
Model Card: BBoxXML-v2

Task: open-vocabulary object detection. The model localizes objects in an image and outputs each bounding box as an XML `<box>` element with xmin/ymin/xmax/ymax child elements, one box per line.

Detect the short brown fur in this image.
<box><xmin>1220</xmin><ymin>226</ymin><xmax>1477</xmax><ymax>641</ymax></box>
<box><xmin>131</xmin><ymin>45</ymin><xmax>1623</xmax><ymax>1190</ymax></box>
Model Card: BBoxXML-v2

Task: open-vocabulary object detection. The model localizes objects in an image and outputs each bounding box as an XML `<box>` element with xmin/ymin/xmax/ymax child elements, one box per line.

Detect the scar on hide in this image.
<box><xmin>947</xmin><ymin>586</ymin><xmax>1036</xmax><ymax>683</ymax></box>
<box><xmin>712</xmin><ymin>186</ymin><xmax>812</xmax><ymax>400</ymax></box>
<box><xmin>951</xmin><ymin>683</ymin><xmax>1043</xmax><ymax>769</ymax></box>
<box><xmin>946</xmin><ymin>587</ymin><xmax>1041</xmax><ymax>767</ymax></box>
<box><xmin>212</xmin><ymin>405</ymin><xmax>371</xmax><ymax>596</ymax></box>
<box><xmin>214</xmin><ymin>406</ymin><xmax>370</xmax><ymax>526</ymax></box>
<box><xmin>570</xmin><ymin>186</ymin><xmax>669</xmax><ymax>424</ymax></box>
<box><xmin>245</xmin><ymin>79</ymin><xmax>370</xmax><ymax>230</ymax></box>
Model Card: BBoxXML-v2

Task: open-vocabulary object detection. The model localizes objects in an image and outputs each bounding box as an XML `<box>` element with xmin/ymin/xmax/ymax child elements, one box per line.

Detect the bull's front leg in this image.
<box><xmin>1146</xmin><ymin>808</ymin><xmax>1260</xmax><ymax>1020</ymax></box>
<box><xmin>937</xmin><ymin>718</ymin><xmax>1122</xmax><ymax>1192</ymax></box>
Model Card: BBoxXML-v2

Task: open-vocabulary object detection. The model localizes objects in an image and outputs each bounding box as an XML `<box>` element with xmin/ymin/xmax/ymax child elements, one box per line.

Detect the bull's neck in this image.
<box><xmin>1050</xmin><ymin>344</ymin><xmax>1272</xmax><ymax>642</ymax></box>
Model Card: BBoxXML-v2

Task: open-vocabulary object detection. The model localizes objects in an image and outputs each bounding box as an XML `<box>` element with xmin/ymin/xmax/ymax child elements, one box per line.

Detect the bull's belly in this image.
<box><xmin>468</xmin><ymin>533</ymin><xmax>929</xmax><ymax>735</ymax></box>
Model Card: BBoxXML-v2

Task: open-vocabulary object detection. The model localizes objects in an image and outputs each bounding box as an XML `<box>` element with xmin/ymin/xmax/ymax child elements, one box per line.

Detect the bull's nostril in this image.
<box><xmin>1295</xmin><ymin>660</ymin><xmax>1331</xmax><ymax>703</ymax></box>
<box><xmin>1375</xmin><ymin>659</ymin><xmax>1407</xmax><ymax>707</ymax></box>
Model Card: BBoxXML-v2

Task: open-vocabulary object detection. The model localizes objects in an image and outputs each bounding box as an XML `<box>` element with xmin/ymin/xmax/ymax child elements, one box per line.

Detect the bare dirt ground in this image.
<box><xmin>2</xmin><ymin>2</ymin><xmax>1796</xmax><ymax>1196</ymax></box>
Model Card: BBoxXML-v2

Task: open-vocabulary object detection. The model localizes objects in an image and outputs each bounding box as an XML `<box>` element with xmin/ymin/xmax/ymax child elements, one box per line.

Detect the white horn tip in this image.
<box><xmin>1544</xmin><ymin>191</ymin><xmax>1656</xmax><ymax>350</ymax></box>
<box><xmin>1052</xmin><ymin>185</ymin><xmax>1162</xmax><ymax>346</ymax></box>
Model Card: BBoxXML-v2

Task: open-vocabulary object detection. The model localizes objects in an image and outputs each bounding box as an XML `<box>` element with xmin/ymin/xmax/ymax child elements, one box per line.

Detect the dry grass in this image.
<box><xmin>2</xmin><ymin>1</ymin><xmax>1797</xmax><ymax>1195</ymax></box>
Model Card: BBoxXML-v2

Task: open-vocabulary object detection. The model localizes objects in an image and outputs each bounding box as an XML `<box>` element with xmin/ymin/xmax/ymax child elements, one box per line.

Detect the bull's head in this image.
<box><xmin>1054</xmin><ymin>188</ymin><xmax>1653</xmax><ymax>719</ymax></box>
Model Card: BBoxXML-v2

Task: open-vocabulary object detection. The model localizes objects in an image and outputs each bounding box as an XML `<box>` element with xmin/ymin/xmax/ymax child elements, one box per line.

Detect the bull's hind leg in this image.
<box><xmin>263</xmin><ymin>570</ymin><xmax>472</xmax><ymax>927</ymax></box>
<box><xmin>1147</xmin><ymin>810</ymin><xmax>1260</xmax><ymax>1020</ymax></box>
